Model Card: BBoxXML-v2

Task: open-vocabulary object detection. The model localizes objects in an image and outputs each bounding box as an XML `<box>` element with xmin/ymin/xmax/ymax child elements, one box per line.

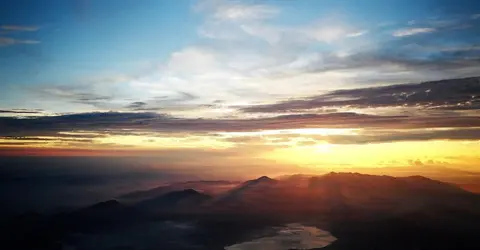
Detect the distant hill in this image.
<box><xmin>118</xmin><ymin>180</ymin><xmax>239</xmax><ymax>203</ymax></box>
<box><xmin>136</xmin><ymin>189</ymin><xmax>212</xmax><ymax>212</ymax></box>
<box><xmin>210</xmin><ymin>172</ymin><xmax>480</xmax><ymax>217</ymax></box>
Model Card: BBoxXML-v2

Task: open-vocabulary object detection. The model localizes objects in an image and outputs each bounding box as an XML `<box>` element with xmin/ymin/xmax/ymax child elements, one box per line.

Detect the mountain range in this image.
<box><xmin>2</xmin><ymin>173</ymin><xmax>480</xmax><ymax>250</ymax></box>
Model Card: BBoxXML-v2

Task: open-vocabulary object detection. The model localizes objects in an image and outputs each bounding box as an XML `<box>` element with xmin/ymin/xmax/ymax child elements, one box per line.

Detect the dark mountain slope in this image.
<box><xmin>136</xmin><ymin>189</ymin><xmax>212</xmax><ymax>212</ymax></box>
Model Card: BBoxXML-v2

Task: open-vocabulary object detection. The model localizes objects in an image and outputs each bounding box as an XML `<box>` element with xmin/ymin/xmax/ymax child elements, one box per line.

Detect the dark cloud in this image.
<box><xmin>153</xmin><ymin>91</ymin><xmax>197</xmax><ymax>104</ymax></box>
<box><xmin>0</xmin><ymin>109</ymin><xmax>43</xmax><ymax>114</ymax></box>
<box><xmin>242</xmin><ymin>77</ymin><xmax>480</xmax><ymax>113</ymax></box>
<box><xmin>126</xmin><ymin>101</ymin><xmax>147</xmax><ymax>109</ymax></box>
<box><xmin>0</xmin><ymin>111</ymin><xmax>479</xmax><ymax>138</ymax></box>
<box><xmin>0</xmin><ymin>136</ymin><xmax>95</xmax><ymax>143</ymax></box>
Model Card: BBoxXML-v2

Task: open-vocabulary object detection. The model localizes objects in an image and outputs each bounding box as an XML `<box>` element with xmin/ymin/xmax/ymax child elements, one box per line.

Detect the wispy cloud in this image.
<box><xmin>36</xmin><ymin>85</ymin><xmax>115</xmax><ymax>108</ymax></box>
<box><xmin>472</xmin><ymin>14</ymin><xmax>480</xmax><ymax>20</ymax></box>
<box><xmin>305</xmin><ymin>25</ymin><xmax>349</xmax><ymax>43</ymax></box>
<box><xmin>0</xmin><ymin>24</ymin><xmax>41</xmax><ymax>46</ymax></box>
<box><xmin>225</xmin><ymin>128</ymin><xmax>480</xmax><ymax>145</ymax></box>
<box><xmin>346</xmin><ymin>30</ymin><xmax>369</xmax><ymax>37</ymax></box>
<box><xmin>214</xmin><ymin>4</ymin><xmax>279</xmax><ymax>21</ymax></box>
<box><xmin>197</xmin><ymin>0</ymin><xmax>279</xmax><ymax>21</ymax></box>
<box><xmin>322</xmin><ymin>128</ymin><xmax>480</xmax><ymax>144</ymax></box>
<box><xmin>392</xmin><ymin>27</ymin><xmax>436</xmax><ymax>37</ymax></box>
<box><xmin>0</xmin><ymin>37</ymin><xmax>40</xmax><ymax>46</ymax></box>
<box><xmin>0</xmin><ymin>25</ymin><xmax>40</xmax><ymax>31</ymax></box>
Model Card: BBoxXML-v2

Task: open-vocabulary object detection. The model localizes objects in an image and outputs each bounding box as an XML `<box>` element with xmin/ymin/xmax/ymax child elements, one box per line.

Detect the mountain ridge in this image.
<box><xmin>4</xmin><ymin>172</ymin><xmax>480</xmax><ymax>250</ymax></box>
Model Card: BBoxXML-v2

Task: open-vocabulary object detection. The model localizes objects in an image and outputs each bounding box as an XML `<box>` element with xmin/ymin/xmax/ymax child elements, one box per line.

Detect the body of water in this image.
<box><xmin>225</xmin><ymin>223</ymin><xmax>337</xmax><ymax>250</ymax></box>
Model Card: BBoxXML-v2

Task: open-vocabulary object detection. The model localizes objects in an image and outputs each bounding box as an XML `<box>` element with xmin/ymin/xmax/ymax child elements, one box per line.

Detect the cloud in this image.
<box><xmin>0</xmin><ymin>37</ymin><xmax>40</xmax><ymax>46</ymax></box>
<box><xmin>5</xmin><ymin>1</ymin><xmax>480</xmax><ymax>119</ymax></box>
<box><xmin>1</xmin><ymin>111</ymin><xmax>479</xmax><ymax>139</ymax></box>
<box><xmin>320</xmin><ymin>128</ymin><xmax>480</xmax><ymax>144</ymax></box>
<box><xmin>224</xmin><ymin>128</ymin><xmax>480</xmax><ymax>145</ymax></box>
<box><xmin>166</xmin><ymin>47</ymin><xmax>219</xmax><ymax>74</ymax></box>
<box><xmin>120</xmin><ymin>2</ymin><xmax>480</xmax><ymax>114</ymax></box>
<box><xmin>197</xmin><ymin>0</ymin><xmax>279</xmax><ymax>21</ymax></box>
<box><xmin>214</xmin><ymin>4</ymin><xmax>279</xmax><ymax>21</ymax></box>
<box><xmin>126</xmin><ymin>101</ymin><xmax>147</xmax><ymax>109</ymax></box>
<box><xmin>472</xmin><ymin>14</ymin><xmax>480</xmax><ymax>20</ymax></box>
<box><xmin>0</xmin><ymin>109</ymin><xmax>43</xmax><ymax>114</ymax></box>
<box><xmin>31</xmin><ymin>73</ymin><xmax>139</xmax><ymax>109</ymax></box>
<box><xmin>238</xmin><ymin>19</ymin><xmax>364</xmax><ymax>44</ymax></box>
<box><xmin>305</xmin><ymin>25</ymin><xmax>348</xmax><ymax>43</ymax></box>
<box><xmin>392</xmin><ymin>27</ymin><xmax>436</xmax><ymax>37</ymax></box>
<box><xmin>124</xmin><ymin>91</ymin><xmax>199</xmax><ymax>112</ymax></box>
<box><xmin>0</xmin><ymin>25</ymin><xmax>40</xmax><ymax>31</ymax></box>
<box><xmin>37</xmin><ymin>85</ymin><xmax>114</xmax><ymax>108</ymax></box>
<box><xmin>197</xmin><ymin>1</ymin><xmax>361</xmax><ymax>45</ymax></box>
<box><xmin>241</xmin><ymin>77</ymin><xmax>480</xmax><ymax>113</ymax></box>
<box><xmin>185</xmin><ymin>9</ymin><xmax>480</xmax><ymax>107</ymax></box>
<box><xmin>0</xmin><ymin>25</ymin><xmax>40</xmax><ymax>46</ymax></box>
<box><xmin>238</xmin><ymin>23</ymin><xmax>283</xmax><ymax>44</ymax></box>
<box><xmin>0</xmin><ymin>136</ymin><xmax>95</xmax><ymax>143</ymax></box>
<box><xmin>0</xmin><ymin>141</ymin><xmax>45</xmax><ymax>146</ymax></box>
<box><xmin>255</xmin><ymin>42</ymin><xmax>480</xmax><ymax>81</ymax></box>
<box><xmin>346</xmin><ymin>30</ymin><xmax>369</xmax><ymax>37</ymax></box>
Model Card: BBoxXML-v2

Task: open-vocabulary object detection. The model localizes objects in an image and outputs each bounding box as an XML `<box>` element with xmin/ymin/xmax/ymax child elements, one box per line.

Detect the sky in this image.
<box><xmin>1</xmin><ymin>0</ymin><xmax>480</xmax><ymax>177</ymax></box>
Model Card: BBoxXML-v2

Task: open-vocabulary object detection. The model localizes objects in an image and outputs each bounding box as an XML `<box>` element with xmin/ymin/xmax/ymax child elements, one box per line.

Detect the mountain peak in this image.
<box><xmin>243</xmin><ymin>176</ymin><xmax>277</xmax><ymax>186</ymax></box>
<box><xmin>258</xmin><ymin>176</ymin><xmax>273</xmax><ymax>181</ymax></box>
<box><xmin>404</xmin><ymin>175</ymin><xmax>432</xmax><ymax>181</ymax></box>
<box><xmin>182</xmin><ymin>188</ymin><xmax>201</xmax><ymax>194</ymax></box>
<box><xmin>325</xmin><ymin>172</ymin><xmax>367</xmax><ymax>176</ymax></box>
<box><xmin>136</xmin><ymin>188</ymin><xmax>212</xmax><ymax>210</ymax></box>
<box><xmin>216</xmin><ymin>176</ymin><xmax>278</xmax><ymax>203</ymax></box>
<box><xmin>87</xmin><ymin>200</ymin><xmax>120</xmax><ymax>210</ymax></box>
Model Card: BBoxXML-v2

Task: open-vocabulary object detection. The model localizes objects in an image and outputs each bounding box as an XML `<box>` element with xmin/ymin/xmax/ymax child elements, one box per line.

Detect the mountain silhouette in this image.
<box><xmin>214</xmin><ymin>176</ymin><xmax>278</xmax><ymax>205</ymax></box>
<box><xmin>136</xmin><ymin>189</ymin><xmax>212</xmax><ymax>212</ymax></box>
<box><xmin>209</xmin><ymin>172</ymin><xmax>480</xmax><ymax>217</ymax></box>
<box><xmin>118</xmin><ymin>180</ymin><xmax>239</xmax><ymax>203</ymax></box>
<box><xmin>3</xmin><ymin>173</ymin><xmax>480</xmax><ymax>250</ymax></box>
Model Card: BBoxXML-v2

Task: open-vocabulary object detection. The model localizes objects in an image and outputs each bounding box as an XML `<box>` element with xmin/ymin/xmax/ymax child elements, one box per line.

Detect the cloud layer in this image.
<box><xmin>241</xmin><ymin>77</ymin><xmax>480</xmax><ymax>113</ymax></box>
<box><xmin>1</xmin><ymin>0</ymin><xmax>479</xmax><ymax>167</ymax></box>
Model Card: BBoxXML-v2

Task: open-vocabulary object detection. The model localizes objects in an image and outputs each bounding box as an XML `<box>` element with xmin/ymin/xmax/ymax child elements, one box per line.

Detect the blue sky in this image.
<box><xmin>0</xmin><ymin>0</ymin><xmax>479</xmax><ymax>115</ymax></box>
